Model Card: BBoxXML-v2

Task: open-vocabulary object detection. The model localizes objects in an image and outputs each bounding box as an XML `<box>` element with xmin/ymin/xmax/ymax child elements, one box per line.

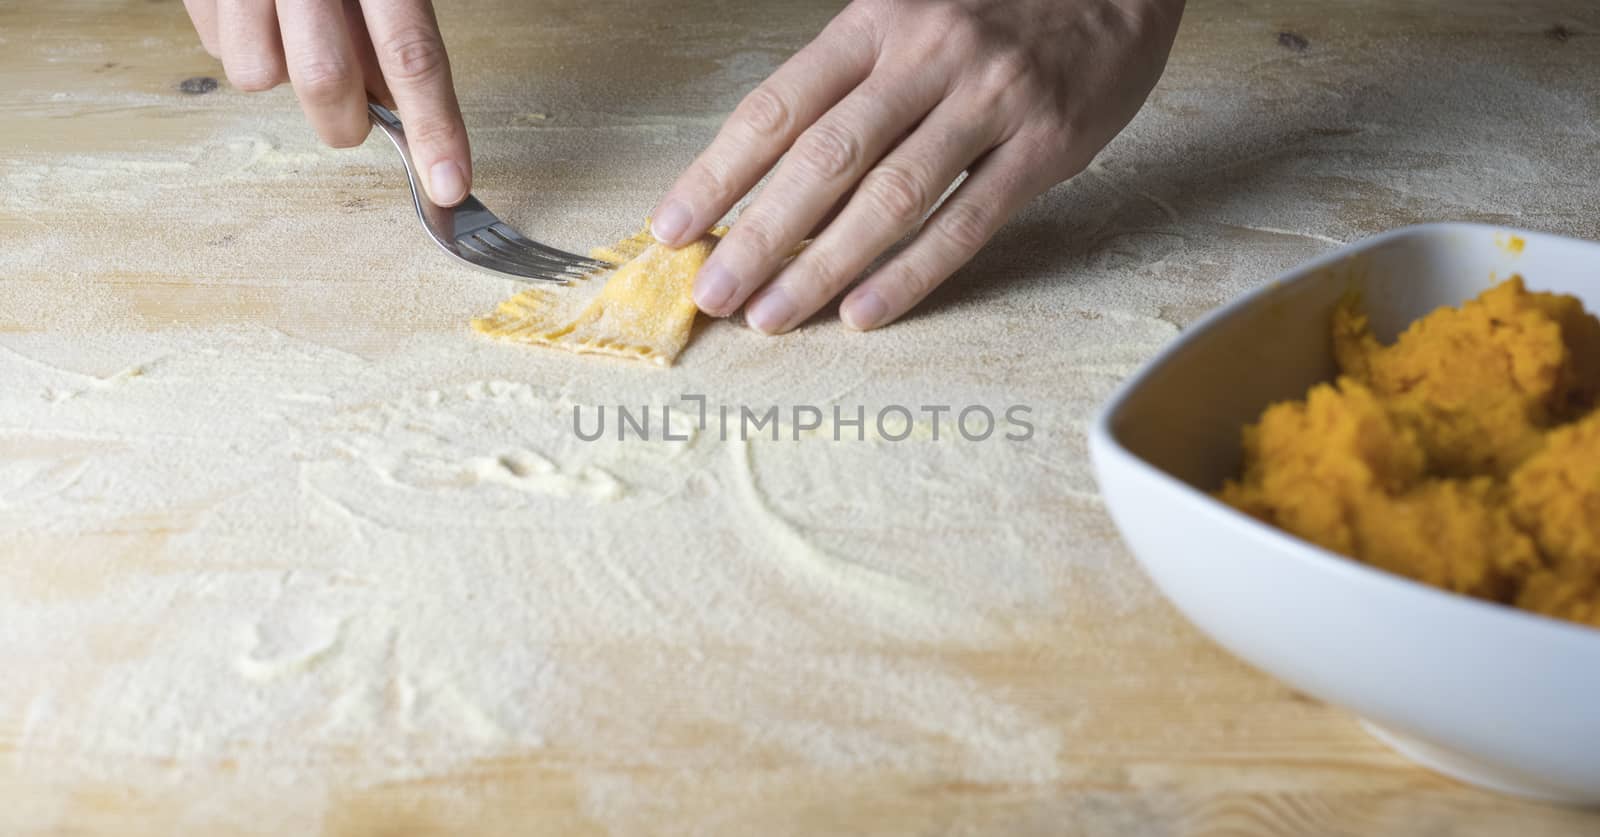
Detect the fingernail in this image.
<box><xmin>652</xmin><ymin>200</ymin><xmax>691</xmax><ymax>243</ymax></box>
<box><xmin>694</xmin><ymin>263</ymin><xmax>739</xmax><ymax>313</ymax></box>
<box><xmin>746</xmin><ymin>289</ymin><xmax>795</xmax><ymax>335</ymax></box>
<box><xmin>843</xmin><ymin>291</ymin><xmax>888</xmax><ymax>330</ymax></box>
<box><xmin>429</xmin><ymin>160</ymin><xmax>466</xmax><ymax>205</ymax></box>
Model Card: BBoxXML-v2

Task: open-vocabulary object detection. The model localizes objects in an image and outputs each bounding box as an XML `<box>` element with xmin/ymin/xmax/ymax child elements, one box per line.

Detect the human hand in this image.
<box><xmin>651</xmin><ymin>0</ymin><xmax>1184</xmax><ymax>333</ymax></box>
<box><xmin>181</xmin><ymin>0</ymin><xmax>472</xmax><ymax>205</ymax></box>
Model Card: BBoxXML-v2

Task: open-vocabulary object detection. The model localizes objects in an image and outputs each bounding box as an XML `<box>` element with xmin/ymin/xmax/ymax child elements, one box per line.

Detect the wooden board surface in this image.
<box><xmin>3</xmin><ymin>1</ymin><xmax>1600</xmax><ymax>834</ymax></box>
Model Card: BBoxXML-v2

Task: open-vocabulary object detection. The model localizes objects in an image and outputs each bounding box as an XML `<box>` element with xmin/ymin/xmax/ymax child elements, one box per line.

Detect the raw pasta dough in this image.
<box><xmin>473</xmin><ymin>225</ymin><xmax>726</xmax><ymax>367</ymax></box>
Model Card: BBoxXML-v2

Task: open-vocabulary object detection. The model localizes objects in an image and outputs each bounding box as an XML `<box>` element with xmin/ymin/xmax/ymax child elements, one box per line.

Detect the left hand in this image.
<box><xmin>649</xmin><ymin>0</ymin><xmax>1185</xmax><ymax>333</ymax></box>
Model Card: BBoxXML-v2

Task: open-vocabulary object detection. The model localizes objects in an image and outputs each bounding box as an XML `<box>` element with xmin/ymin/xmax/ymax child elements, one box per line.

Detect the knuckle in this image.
<box><xmin>295</xmin><ymin>61</ymin><xmax>356</xmax><ymax>103</ymax></box>
<box><xmin>381</xmin><ymin>29</ymin><xmax>448</xmax><ymax>82</ymax></box>
<box><xmin>1096</xmin><ymin>0</ymin><xmax>1167</xmax><ymax>36</ymax></box>
<box><xmin>736</xmin><ymin>85</ymin><xmax>793</xmax><ymax>138</ymax></box>
<box><xmin>792</xmin><ymin>122</ymin><xmax>860</xmax><ymax>180</ymax></box>
<box><xmin>1016</xmin><ymin>126</ymin><xmax>1072</xmax><ymax>174</ymax></box>
<box><xmin>732</xmin><ymin>210</ymin><xmax>785</xmax><ymax>258</ymax></box>
<box><xmin>862</xmin><ymin>164</ymin><xmax>930</xmax><ymax>225</ymax></box>
<box><xmin>918</xmin><ymin>1</ymin><xmax>971</xmax><ymax>38</ymax></box>
<box><xmin>901</xmin><ymin>8</ymin><xmax>970</xmax><ymax>63</ymax></box>
<box><xmin>689</xmin><ymin>157</ymin><xmax>737</xmax><ymax>207</ymax></box>
<box><xmin>883</xmin><ymin>259</ymin><xmax>940</xmax><ymax>302</ymax></box>
<box><xmin>829</xmin><ymin>3</ymin><xmax>878</xmax><ymax>41</ymax></box>
<box><xmin>934</xmin><ymin>200</ymin><xmax>993</xmax><ymax>253</ymax></box>
<box><xmin>404</xmin><ymin>114</ymin><xmax>461</xmax><ymax>148</ymax></box>
<box><xmin>981</xmin><ymin>48</ymin><xmax>1038</xmax><ymax>93</ymax></box>
<box><xmin>845</xmin><ymin>0</ymin><xmax>893</xmax><ymax>28</ymax></box>
<box><xmin>794</xmin><ymin>248</ymin><xmax>854</xmax><ymax>297</ymax></box>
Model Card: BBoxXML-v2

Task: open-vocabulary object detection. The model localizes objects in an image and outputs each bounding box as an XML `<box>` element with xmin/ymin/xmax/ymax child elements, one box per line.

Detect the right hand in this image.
<box><xmin>182</xmin><ymin>0</ymin><xmax>472</xmax><ymax>206</ymax></box>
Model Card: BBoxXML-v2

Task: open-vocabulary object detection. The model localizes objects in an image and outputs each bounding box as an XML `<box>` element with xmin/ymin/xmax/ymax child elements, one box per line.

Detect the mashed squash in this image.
<box><xmin>1221</xmin><ymin>276</ymin><xmax>1600</xmax><ymax>629</ymax></box>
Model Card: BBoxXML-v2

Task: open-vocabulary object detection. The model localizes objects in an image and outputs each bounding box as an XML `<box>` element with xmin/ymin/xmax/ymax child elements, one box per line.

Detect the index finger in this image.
<box><xmin>648</xmin><ymin>12</ymin><xmax>875</xmax><ymax>247</ymax></box>
<box><xmin>358</xmin><ymin>1</ymin><xmax>471</xmax><ymax>206</ymax></box>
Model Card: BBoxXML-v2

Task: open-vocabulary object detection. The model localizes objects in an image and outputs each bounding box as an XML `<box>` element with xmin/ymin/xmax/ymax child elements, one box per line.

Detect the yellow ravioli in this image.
<box><xmin>587</xmin><ymin>225</ymin><xmax>659</xmax><ymax>267</ymax></box>
<box><xmin>472</xmin><ymin>225</ymin><xmax>725</xmax><ymax>367</ymax></box>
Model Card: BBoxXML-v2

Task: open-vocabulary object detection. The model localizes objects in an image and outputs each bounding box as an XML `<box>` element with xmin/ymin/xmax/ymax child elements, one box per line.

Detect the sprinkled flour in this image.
<box><xmin>0</xmin><ymin>96</ymin><xmax>1165</xmax><ymax>823</ymax></box>
<box><xmin>5</xmin><ymin>3</ymin><xmax>1600</xmax><ymax>831</ymax></box>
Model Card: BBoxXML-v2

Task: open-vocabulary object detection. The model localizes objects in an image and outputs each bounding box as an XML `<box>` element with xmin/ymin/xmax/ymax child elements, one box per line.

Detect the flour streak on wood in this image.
<box><xmin>3</xmin><ymin>0</ymin><xmax>1600</xmax><ymax>835</ymax></box>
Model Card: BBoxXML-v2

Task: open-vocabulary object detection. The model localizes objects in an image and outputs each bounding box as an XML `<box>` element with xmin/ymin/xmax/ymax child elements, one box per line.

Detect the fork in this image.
<box><xmin>367</xmin><ymin>102</ymin><xmax>609</xmax><ymax>283</ymax></box>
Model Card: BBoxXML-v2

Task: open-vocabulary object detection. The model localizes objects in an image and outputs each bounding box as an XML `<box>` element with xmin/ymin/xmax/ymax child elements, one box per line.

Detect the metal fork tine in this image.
<box><xmin>488</xmin><ymin>224</ymin><xmax>611</xmax><ymax>271</ymax></box>
<box><xmin>475</xmin><ymin>229</ymin><xmax>579</xmax><ymax>266</ymax></box>
<box><xmin>488</xmin><ymin>239</ymin><xmax>611</xmax><ymax>277</ymax></box>
<box><xmin>456</xmin><ymin>236</ymin><xmax>572</xmax><ymax>283</ymax></box>
<box><xmin>466</xmin><ymin>231</ymin><xmax>598</xmax><ymax>277</ymax></box>
<box><xmin>485</xmin><ymin>222</ymin><xmax>584</xmax><ymax>258</ymax></box>
<box><xmin>366</xmin><ymin>101</ymin><xmax>613</xmax><ymax>284</ymax></box>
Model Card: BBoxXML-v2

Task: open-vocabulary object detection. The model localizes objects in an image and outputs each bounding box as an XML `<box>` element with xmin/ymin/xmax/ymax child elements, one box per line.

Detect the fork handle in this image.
<box><xmin>367</xmin><ymin>100</ymin><xmax>504</xmax><ymax>247</ymax></box>
<box><xmin>368</xmin><ymin>101</ymin><xmax>485</xmax><ymax>216</ymax></box>
<box><xmin>367</xmin><ymin>100</ymin><xmax>457</xmax><ymax>219</ymax></box>
<box><xmin>368</xmin><ymin>101</ymin><xmax>412</xmax><ymax>166</ymax></box>
<box><xmin>368</xmin><ymin>101</ymin><xmax>405</xmax><ymax>135</ymax></box>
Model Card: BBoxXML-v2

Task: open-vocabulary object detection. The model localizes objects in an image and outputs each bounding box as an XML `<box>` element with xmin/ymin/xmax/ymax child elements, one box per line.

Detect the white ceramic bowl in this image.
<box><xmin>1088</xmin><ymin>223</ymin><xmax>1600</xmax><ymax>805</ymax></box>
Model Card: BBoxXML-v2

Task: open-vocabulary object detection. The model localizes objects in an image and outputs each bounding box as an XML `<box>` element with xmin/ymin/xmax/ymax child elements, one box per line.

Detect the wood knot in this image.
<box><xmin>1277</xmin><ymin>31</ymin><xmax>1310</xmax><ymax>51</ymax></box>
<box><xmin>179</xmin><ymin>76</ymin><xmax>219</xmax><ymax>95</ymax></box>
<box><xmin>1545</xmin><ymin>24</ymin><xmax>1573</xmax><ymax>42</ymax></box>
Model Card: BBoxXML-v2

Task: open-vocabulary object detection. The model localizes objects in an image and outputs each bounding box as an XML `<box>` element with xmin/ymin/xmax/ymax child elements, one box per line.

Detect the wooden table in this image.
<box><xmin>4</xmin><ymin>1</ymin><xmax>1599</xmax><ymax>834</ymax></box>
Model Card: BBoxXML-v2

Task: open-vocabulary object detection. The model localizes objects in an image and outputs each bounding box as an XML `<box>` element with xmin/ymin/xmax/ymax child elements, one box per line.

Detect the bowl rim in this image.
<box><xmin>1088</xmin><ymin>221</ymin><xmax>1600</xmax><ymax>647</ymax></box>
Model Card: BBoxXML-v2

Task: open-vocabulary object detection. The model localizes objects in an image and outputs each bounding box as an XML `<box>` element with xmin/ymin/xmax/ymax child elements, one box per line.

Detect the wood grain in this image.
<box><xmin>3</xmin><ymin>1</ymin><xmax>1600</xmax><ymax>834</ymax></box>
